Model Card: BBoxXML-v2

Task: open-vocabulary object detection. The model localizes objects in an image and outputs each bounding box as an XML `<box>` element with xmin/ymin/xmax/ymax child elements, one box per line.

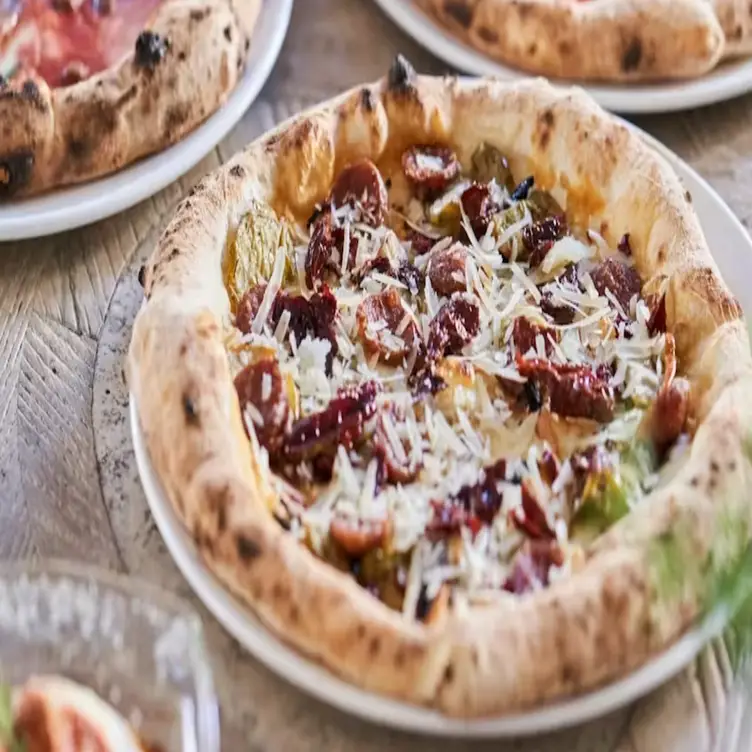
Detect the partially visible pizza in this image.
<box><xmin>0</xmin><ymin>0</ymin><xmax>261</xmax><ymax>198</ymax></box>
<box><xmin>2</xmin><ymin>676</ymin><xmax>152</xmax><ymax>752</ymax></box>
<box><xmin>129</xmin><ymin>59</ymin><xmax>752</xmax><ymax>716</ymax></box>
<box><xmin>414</xmin><ymin>0</ymin><xmax>752</xmax><ymax>82</ymax></box>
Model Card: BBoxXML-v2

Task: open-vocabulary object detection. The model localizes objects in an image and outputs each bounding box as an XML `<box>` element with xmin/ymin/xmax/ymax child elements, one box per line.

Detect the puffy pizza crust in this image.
<box><xmin>0</xmin><ymin>0</ymin><xmax>261</xmax><ymax>199</ymax></box>
<box><xmin>415</xmin><ymin>0</ymin><xmax>726</xmax><ymax>81</ymax></box>
<box><xmin>713</xmin><ymin>0</ymin><xmax>752</xmax><ymax>56</ymax></box>
<box><xmin>128</xmin><ymin>58</ymin><xmax>752</xmax><ymax>715</ymax></box>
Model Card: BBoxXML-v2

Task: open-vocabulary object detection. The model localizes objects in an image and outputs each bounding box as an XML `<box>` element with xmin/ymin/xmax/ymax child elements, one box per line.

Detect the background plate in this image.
<box><xmin>371</xmin><ymin>0</ymin><xmax>752</xmax><ymax>115</ymax></box>
<box><xmin>0</xmin><ymin>0</ymin><xmax>293</xmax><ymax>242</ymax></box>
<box><xmin>131</xmin><ymin>131</ymin><xmax>752</xmax><ymax>737</ymax></box>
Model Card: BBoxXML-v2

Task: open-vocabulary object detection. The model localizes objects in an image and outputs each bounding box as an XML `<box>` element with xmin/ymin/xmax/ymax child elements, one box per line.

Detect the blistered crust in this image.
<box><xmin>0</xmin><ymin>0</ymin><xmax>261</xmax><ymax>199</ymax></box>
<box><xmin>128</xmin><ymin>61</ymin><xmax>752</xmax><ymax>715</ymax></box>
<box><xmin>416</xmin><ymin>0</ymin><xmax>725</xmax><ymax>81</ymax></box>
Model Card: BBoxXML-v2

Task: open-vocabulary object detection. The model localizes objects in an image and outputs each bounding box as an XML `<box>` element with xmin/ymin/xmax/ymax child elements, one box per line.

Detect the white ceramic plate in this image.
<box><xmin>131</xmin><ymin>132</ymin><xmax>752</xmax><ymax>737</ymax></box>
<box><xmin>371</xmin><ymin>0</ymin><xmax>752</xmax><ymax>115</ymax></box>
<box><xmin>0</xmin><ymin>0</ymin><xmax>293</xmax><ymax>242</ymax></box>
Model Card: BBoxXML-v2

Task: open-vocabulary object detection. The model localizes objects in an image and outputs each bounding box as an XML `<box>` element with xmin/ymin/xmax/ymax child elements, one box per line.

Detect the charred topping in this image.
<box><xmin>387</xmin><ymin>54</ymin><xmax>415</xmax><ymax>93</ymax></box>
<box><xmin>135</xmin><ymin>31</ymin><xmax>171</xmax><ymax>70</ymax></box>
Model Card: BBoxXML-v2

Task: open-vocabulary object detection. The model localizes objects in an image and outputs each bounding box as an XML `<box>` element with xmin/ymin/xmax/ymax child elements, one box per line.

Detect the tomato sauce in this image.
<box><xmin>0</xmin><ymin>0</ymin><xmax>162</xmax><ymax>87</ymax></box>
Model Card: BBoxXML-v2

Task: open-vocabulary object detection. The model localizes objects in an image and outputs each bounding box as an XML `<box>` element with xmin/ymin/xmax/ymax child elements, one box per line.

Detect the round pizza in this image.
<box><xmin>0</xmin><ymin>0</ymin><xmax>261</xmax><ymax>199</ymax></box>
<box><xmin>415</xmin><ymin>0</ymin><xmax>752</xmax><ymax>82</ymax></box>
<box><xmin>128</xmin><ymin>57</ymin><xmax>752</xmax><ymax>715</ymax></box>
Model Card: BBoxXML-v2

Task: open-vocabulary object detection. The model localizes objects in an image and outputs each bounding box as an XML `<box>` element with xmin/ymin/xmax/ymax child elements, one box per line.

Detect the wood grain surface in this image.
<box><xmin>2</xmin><ymin>0</ymin><xmax>752</xmax><ymax>749</ymax></box>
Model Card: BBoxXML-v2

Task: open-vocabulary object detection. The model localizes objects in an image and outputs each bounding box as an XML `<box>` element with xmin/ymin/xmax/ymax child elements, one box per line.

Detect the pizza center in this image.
<box><xmin>223</xmin><ymin>141</ymin><xmax>690</xmax><ymax>623</ymax></box>
<box><xmin>0</xmin><ymin>0</ymin><xmax>162</xmax><ymax>87</ymax></box>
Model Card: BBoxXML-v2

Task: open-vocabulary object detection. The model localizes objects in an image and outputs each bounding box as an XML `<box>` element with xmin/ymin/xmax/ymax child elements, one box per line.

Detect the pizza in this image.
<box><xmin>414</xmin><ymin>0</ymin><xmax>752</xmax><ymax>82</ymax></box>
<box><xmin>3</xmin><ymin>676</ymin><xmax>153</xmax><ymax>751</ymax></box>
<box><xmin>128</xmin><ymin>57</ymin><xmax>752</xmax><ymax>715</ymax></box>
<box><xmin>0</xmin><ymin>0</ymin><xmax>261</xmax><ymax>199</ymax></box>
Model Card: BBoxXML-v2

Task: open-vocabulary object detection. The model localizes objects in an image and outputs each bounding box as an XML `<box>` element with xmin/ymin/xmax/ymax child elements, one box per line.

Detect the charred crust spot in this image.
<box><xmin>443</xmin><ymin>0</ymin><xmax>472</xmax><ymax>27</ymax></box>
<box><xmin>168</xmin><ymin>247</ymin><xmax>179</xmax><ymax>261</ymax></box>
<box><xmin>387</xmin><ymin>54</ymin><xmax>415</xmax><ymax>93</ymax></box>
<box><xmin>135</xmin><ymin>31</ymin><xmax>171</xmax><ymax>70</ymax></box>
<box><xmin>527</xmin><ymin>41</ymin><xmax>538</xmax><ymax>56</ymax></box>
<box><xmin>165</xmin><ymin>104</ymin><xmax>190</xmax><ymax>137</ymax></box>
<box><xmin>271</xmin><ymin>582</ymin><xmax>284</xmax><ymax>600</ymax></box>
<box><xmin>229</xmin><ymin>164</ymin><xmax>245</xmax><ymax>179</ymax></box>
<box><xmin>536</xmin><ymin>108</ymin><xmax>555</xmax><ymax>149</ymax></box>
<box><xmin>137</xmin><ymin>265</ymin><xmax>146</xmax><ymax>287</ymax></box>
<box><xmin>223</xmin><ymin>24</ymin><xmax>232</xmax><ymax>42</ymax></box>
<box><xmin>177</xmin><ymin>51</ymin><xmax>187</xmax><ymax>62</ymax></box>
<box><xmin>356</xmin><ymin>624</ymin><xmax>366</xmax><ymax>639</ymax></box>
<box><xmin>190</xmin><ymin>7</ymin><xmax>209</xmax><ymax>20</ymax></box>
<box><xmin>245</xmin><ymin>38</ymin><xmax>250</xmax><ymax>52</ymax></box>
<box><xmin>710</xmin><ymin>460</ymin><xmax>720</xmax><ymax>474</ymax></box>
<box><xmin>360</xmin><ymin>87</ymin><xmax>375</xmax><ymax>112</ymax></box>
<box><xmin>236</xmin><ymin>533</ymin><xmax>261</xmax><ymax>561</ymax></box>
<box><xmin>289</xmin><ymin>604</ymin><xmax>299</xmax><ymax>623</ymax></box>
<box><xmin>685</xmin><ymin>190</ymin><xmax>692</xmax><ymax>203</ymax></box>
<box><xmin>394</xmin><ymin>648</ymin><xmax>406</xmax><ymax>668</ymax></box>
<box><xmin>561</xmin><ymin>662</ymin><xmax>578</xmax><ymax>685</ymax></box>
<box><xmin>0</xmin><ymin>150</ymin><xmax>34</xmax><ymax>199</ymax></box>
<box><xmin>368</xmin><ymin>636</ymin><xmax>380</xmax><ymax>656</ymax></box>
<box><xmin>477</xmin><ymin>25</ymin><xmax>497</xmax><ymax>43</ymax></box>
<box><xmin>622</xmin><ymin>38</ymin><xmax>643</xmax><ymax>72</ymax></box>
<box><xmin>115</xmin><ymin>84</ymin><xmax>138</xmax><ymax>109</ymax></box>
<box><xmin>183</xmin><ymin>394</ymin><xmax>199</xmax><ymax>425</ymax></box>
<box><xmin>728</xmin><ymin>459</ymin><xmax>737</xmax><ymax>472</ymax></box>
<box><xmin>443</xmin><ymin>662</ymin><xmax>455</xmax><ymax>684</ymax></box>
<box><xmin>689</xmin><ymin>475</ymin><xmax>699</xmax><ymax>488</ymax></box>
<box><xmin>708</xmin><ymin>477</ymin><xmax>717</xmax><ymax>492</ymax></box>
<box><xmin>68</xmin><ymin>138</ymin><xmax>90</xmax><ymax>159</ymax></box>
<box><xmin>656</xmin><ymin>243</ymin><xmax>667</xmax><ymax>263</ymax></box>
<box><xmin>21</xmin><ymin>79</ymin><xmax>44</xmax><ymax>108</ymax></box>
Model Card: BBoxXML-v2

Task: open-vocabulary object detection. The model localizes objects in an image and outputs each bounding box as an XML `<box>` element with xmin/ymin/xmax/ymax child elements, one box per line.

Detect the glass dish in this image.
<box><xmin>0</xmin><ymin>559</ymin><xmax>219</xmax><ymax>752</ymax></box>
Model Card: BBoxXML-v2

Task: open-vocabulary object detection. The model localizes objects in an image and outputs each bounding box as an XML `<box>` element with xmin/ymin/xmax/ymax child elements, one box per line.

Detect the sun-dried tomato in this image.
<box><xmin>305</xmin><ymin>213</ymin><xmax>359</xmax><ymax>289</ymax></box>
<box><xmin>647</xmin><ymin>293</ymin><xmax>667</xmax><ymax>335</ymax></box>
<box><xmin>511</xmin><ymin>317</ymin><xmax>558</xmax><ymax>357</ymax></box>
<box><xmin>522</xmin><ymin>215</ymin><xmax>568</xmax><ymax>268</ymax></box>
<box><xmin>589</xmin><ymin>257</ymin><xmax>642</xmax><ymax>312</ymax></box>
<box><xmin>460</xmin><ymin>183</ymin><xmax>500</xmax><ymax>238</ymax></box>
<box><xmin>407</xmin><ymin>229</ymin><xmax>437</xmax><ymax>256</ymax></box>
<box><xmin>503</xmin><ymin>539</ymin><xmax>564</xmax><ymax>595</ymax></box>
<box><xmin>329</xmin><ymin>159</ymin><xmax>388</xmax><ymax>225</ymax></box>
<box><xmin>653</xmin><ymin>377</ymin><xmax>690</xmax><ymax>448</ymax></box>
<box><xmin>330</xmin><ymin>517</ymin><xmax>390</xmax><ymax>558</ymax></box>
<box><xmin>356</xmin><ymin>288</ymin><xmax>419</xmax><ymax>366</ymax></box>
<box><xmin>517</xmin><ymin>358</ymin><xmax>615</xmax><ymax>423</ymax></box>
<box><xmin>428</xmin><ymin>244</ymin><xmax>468</xmax><ymax>297</ymax></box>
<box><xmin>428</xmin><ymin>297</ymin><xmax>481</xmax><ymax>359</ymax></box>
<box><xmin>402</xmin><ymin>145</ymin><xmax>460</xmax><ymax>197</ymax></box>
<box><xmin>538</xmin><ymin>448</ymin><xmax>560</xmax><ymax>486</ymax></box>
<box><xmin>511</xmin><ymin>479</ymin><xmax>556</xmax><ymax>540</ymax></box>
<box><xmin>234</xmin><ymin>359</ymin><xmax>289</xmax><ymax>451</ymax></box>
<box><xmin>373</xmin><ymin>410</ymin><xmax>422</xmax><ymax>486</ymax></box>
<box><xmin>617</xmin><ymin>233</ymin><xmax>632</xmax><ymax>256</ymax></box>
<box><xmin>235</xmin><ymin>284</ymin><xmax>268</xmax><ymax>334</ymax></box>
<box><xmin>426</xmin><ymin>458</ymin><xmax>508</xmax><ymax>540</ymax></box>
<box><xmin>283</xmin><ymin>380</ymin><xmax>381</xmax><ymax>463</ymax></box>
<box><xmin>408</xmin><ymin>298</ymin><xmax>480</xmax><ymax>397</ymax></box>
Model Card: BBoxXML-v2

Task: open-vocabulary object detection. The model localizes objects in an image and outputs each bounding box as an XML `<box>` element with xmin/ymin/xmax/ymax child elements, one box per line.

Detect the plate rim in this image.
<box><xmin>0</xmin><ymin>0</ymin><xmax>294</xmax><ymax>242</ymax></box>
<box><xmin>370</xmin><ymin>0</ymin><xmax>752</xmax><ymax>115</ymax></box>
<box><xmin>129</xmin><ymin>132</ymin><xmax>749</xmax><ymax>738</ymax></box>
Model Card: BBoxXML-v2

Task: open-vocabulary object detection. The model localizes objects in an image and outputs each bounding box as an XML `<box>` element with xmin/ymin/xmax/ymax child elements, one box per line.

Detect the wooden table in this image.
<box><xmin>2</xmin><ymin>1</ymin><xmax>752</xmax><ymax>749</ymax></box>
